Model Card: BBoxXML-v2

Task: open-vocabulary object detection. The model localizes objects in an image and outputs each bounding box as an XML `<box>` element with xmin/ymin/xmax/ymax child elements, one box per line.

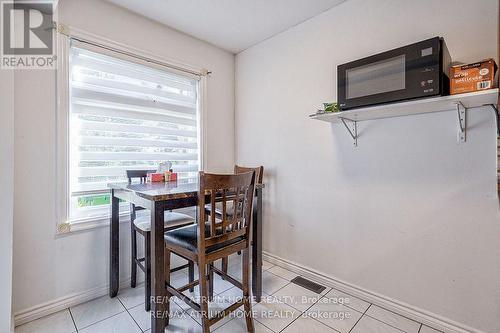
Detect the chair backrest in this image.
<box><xmin>234</xmin><ymin>165</ymin><xmax>264</xmax><ymax>185</ymax></box>
<box><xmin>126</xmin><ymin>169</ymin><xmax>155</xmax><ymax>218</ymax></box>
<box><xmin>197</xmin><ymin>171</ymin><xmax>256</xmax><ymax>253</ymax></box>
<box><xmin>126</xmin><ymin>169</ymin><xmax>156</xmax><ymax>184</ymax></box>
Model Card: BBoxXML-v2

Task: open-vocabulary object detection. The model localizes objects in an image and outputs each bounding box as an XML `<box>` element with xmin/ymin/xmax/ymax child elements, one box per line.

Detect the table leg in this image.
<box><xmin>150</xmin><ymin>201</ymin><xmax>166</xmax><ymax>333</ymax></box>
<box><xmin>252</xmin><ymin>187</ymin><xmax>263</xmax><ymax>303</ymax></box>
<box><xmin>109</xmin><ymin>189</ymin><xmax>120</xmax><ymax>297</ymax></box>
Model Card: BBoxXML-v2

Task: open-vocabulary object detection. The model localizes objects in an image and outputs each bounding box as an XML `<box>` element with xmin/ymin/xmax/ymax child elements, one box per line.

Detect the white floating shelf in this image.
<box><xmin>310</xmin><ymin>89</ymin><xmax>498</xmax><ymax>124</ymax></box>
<box><xmin>310</xmin><ymin>89</ymin><xmax>498</xmax><ymax>147</ymax></box>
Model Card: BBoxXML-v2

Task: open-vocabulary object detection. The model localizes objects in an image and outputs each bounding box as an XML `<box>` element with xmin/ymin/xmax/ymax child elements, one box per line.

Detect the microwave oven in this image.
<box><xmin>337</xmin><ymin>37</ymin><xmax>451</xmax><ymax>110</ymax></box>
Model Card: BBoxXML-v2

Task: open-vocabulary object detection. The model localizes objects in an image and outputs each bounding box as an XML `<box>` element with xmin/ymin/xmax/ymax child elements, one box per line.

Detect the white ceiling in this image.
<box><xmin>106</xmin><ymin>0</ymin><xmax>346</xmax><ymax>53</ymax></box>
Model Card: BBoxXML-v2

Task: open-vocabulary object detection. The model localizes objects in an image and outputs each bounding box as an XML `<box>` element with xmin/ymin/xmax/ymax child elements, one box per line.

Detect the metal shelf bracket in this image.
<box><xmin>340</xmin><ymin>117</ymin><xmax>358</xmax><ymax>147</ymax></box>
<box><xmin>455</xmin><ymin>101</ymin><xmax>466</xmax><ymax>143</ymax></box>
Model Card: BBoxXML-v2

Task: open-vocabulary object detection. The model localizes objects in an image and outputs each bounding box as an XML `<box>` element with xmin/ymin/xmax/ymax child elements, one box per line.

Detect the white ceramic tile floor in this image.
<box><xmin>272</xmin><ymin>282</ymin><xmax>330</xmax><ymax>312</ymax></box>
<box><xmin>16</xmin><ymin>264</ymin><xmax>443</xmax><ymax>333</ymax></box>
<box><xmin>70</xmin><ymin>296</ymin><xmax>125</xmax><ymax>330</ymax></box>
<box><xmin>14</xmin><ymin>309</ymin><xmax>76</xmax><ymax>333</ymax></box>
<box><xmin>420</xmin><ymin>325</ymin><xmax>442</xmax><ymax>333</ymax></box>
<box><xmin>306</xmin><ymin>300</ymin><xmax>363</xmax><ymax>333</ymax></box>
<box><xmin>281</xmin><ymin>315</ymin><xmax>339</xmax><ymax>333</ymax></box>
<box><xmin>365</xmin><ymin>305</ymin><xmax>420</xmax><ymax>333</ymax></box>
<box><xmin>129</xmin><ymin>301</ymin><xmax>185</xmax><ymax>331</ymax></box>
<box><xmin>322</xmin><ymin>287</ymin><xmax>370</xmax><ymax>313</ymax></box>
<box><xmin>261</xmin><ymin>271</ymin><xmax>289</xmax><ymax>295</ymax></box>
<box><xmin>118</xmin><ymin>284</ymin><xmax>147</xmax><ymax>309</ymax></box>
<box><xmin>351</xmin><ymin>314</ymin><xmax>403</xmax><ymax>333</ymax></box>
<box><xmin>266</xmin><ymin>266</ymin><xmax>298</xmax><ymax>281</ymax></box>
<box><xmin>78</xmin><ymin>312</ymin><xmax>141</xmax><ymax>333</ymax></box>
<box><xmin>214</xmin><ymin>315</ymin><xmax>273</xmax><ymax>333</ymax></box>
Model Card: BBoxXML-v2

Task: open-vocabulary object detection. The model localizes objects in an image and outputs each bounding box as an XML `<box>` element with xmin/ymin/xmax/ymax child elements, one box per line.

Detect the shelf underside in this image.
<box><xmin>310</xmin><ymin>89</ymin><xmax>499</xmax><ymax>123</ymax></box>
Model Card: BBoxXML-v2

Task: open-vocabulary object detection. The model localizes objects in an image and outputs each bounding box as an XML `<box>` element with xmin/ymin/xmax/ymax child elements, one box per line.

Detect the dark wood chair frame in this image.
<box><xmin>205</xmin><ymin>166</ymin><xmax>264</xmax><ymax>276</ymax></box>
<box><xmin>127</xmin><ymin>170</ymin><xmax>195</xmax><ymax>311</ymax></box>
<box><xmin>164</xmin><ymin>171</ymin><xmax>256</xmax><ymax>333</ymax></box>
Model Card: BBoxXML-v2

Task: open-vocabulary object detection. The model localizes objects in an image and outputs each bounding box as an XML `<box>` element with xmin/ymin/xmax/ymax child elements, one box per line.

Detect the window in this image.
<box><xmin>65</xmin><ymin>41</ymin><xmax>201</xmax><ymax>224</ymax></box>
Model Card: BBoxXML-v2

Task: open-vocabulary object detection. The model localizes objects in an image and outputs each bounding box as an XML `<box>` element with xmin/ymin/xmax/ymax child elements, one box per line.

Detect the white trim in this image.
<box><xmin>199</xmin><ymin>75</ymin><xmax>208</xmax><ymax>170</ymax></box>
<box><xmin>263</xmin><ymin>251</ymin><xmax>486</xmax><ymax>333</ymax></box>
<box><xmin>13</xmin><ymin>250</ymin><xmax>192</xmax><ymax>326</ymax></box>
<box><xmin>56</xmin><ymin>23</ymin><xmax>208</xmax><ymax>78</ymax></box>
<box><xmin>14</xmin><ymin>278</ymin><xmax>136</xmax><ymax>327</ymax></box>
<box><xmin>55</xmin><ymin>33</ymin><xmax>70</xmax><ymax>233</ymax></box>
<box><xmin>55</xmin><ymin>26</ymin><xmax>206</xmax><ymax>233</ymax></box>
<box><xmin>56</xmin><ymin>212</ymin><xmax>131</xmax><ymax>235</ymax></box>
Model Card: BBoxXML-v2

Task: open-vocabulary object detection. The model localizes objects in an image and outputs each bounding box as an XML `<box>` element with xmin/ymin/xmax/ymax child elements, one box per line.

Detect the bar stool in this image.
<box><xmin>127</xmin><ymin>170</ymin><xmax>195</xmax><ymax>311</ymax></box>
<box><xmin>164</xmin><ymin>171</ymin><xmax>256</xmax><ymax>332</ymax></box>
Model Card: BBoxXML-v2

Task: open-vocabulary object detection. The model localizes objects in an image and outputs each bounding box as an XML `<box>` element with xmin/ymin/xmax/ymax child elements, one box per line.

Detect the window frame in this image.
<box><xmin>56</xmin><ymin>26</ymin><xmax>207</xmax><ymax>234</ymax></box>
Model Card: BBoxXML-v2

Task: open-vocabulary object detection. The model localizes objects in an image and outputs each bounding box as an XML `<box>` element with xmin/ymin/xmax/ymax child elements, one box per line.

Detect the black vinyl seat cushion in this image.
<box><xmin>164</xmin><ymin>223</ymin><xmax>245</xmax><ymax>254</ymax></box>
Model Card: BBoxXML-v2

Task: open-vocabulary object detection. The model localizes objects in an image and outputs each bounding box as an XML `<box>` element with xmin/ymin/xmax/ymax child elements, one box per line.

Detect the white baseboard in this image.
<box><xmin>14</xmin><ymin>252</ymin><xmax>484</xmax><ymax>333</ymax></box>
<box><xmin>263</xmin><ymin>251</ymin><xmax>483</xmax><ymax>333</ymax></box>
<box><xmin>14</xmin><ymin>256</ymin><xmax>190</xmax><ymax>326</ymax></box>
<box><xmin>13</xmin><ymin>277</ymin><xmax>139</xmax><ymax>327</ymax></box>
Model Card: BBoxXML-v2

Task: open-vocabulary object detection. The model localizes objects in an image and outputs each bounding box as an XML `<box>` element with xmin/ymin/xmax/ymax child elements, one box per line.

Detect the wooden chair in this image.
<box><xmin>205</xmin><ymin>165</ymin><xmax>264</xmax><ymax>275</ymax></box>
<box><xmin>127</xmin><ymin>170</ymin><xmax>196</xmax><ymax>311</ymax></box>
<box><xmin>164</xmin><ymin>171</ymin><xmax>256</xmax><ymax>333</ymax></box>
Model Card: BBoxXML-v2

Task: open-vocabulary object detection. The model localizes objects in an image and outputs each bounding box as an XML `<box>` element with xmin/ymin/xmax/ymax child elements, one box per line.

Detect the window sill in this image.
<box><xmin>56</xmin><ymin>211</ymin><xmax>131</xmax><ymax>235</ymax></box>
<box><xmin>56</xmin><ymin>207</ymin><xmax>196</xmax><ymax>235</ymax></box>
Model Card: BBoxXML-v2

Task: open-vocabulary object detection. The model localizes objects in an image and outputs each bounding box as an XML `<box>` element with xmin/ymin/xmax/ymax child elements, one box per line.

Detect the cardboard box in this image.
<box><xmin>450</xmin><ymin>59</ymin><xmax>497</xmax><ymax>95</ymax></box>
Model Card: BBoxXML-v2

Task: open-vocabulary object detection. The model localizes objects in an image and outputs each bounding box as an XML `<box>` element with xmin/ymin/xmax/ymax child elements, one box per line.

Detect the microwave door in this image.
<box><xmin>346</xmin><ymin>55</ymin><xmax>406</xmax><ymax>100</ymax></box>
<box><xmin>338</xmin><ymin>50</ymin><xmax>410</xmax><ymax>110</ymax></box>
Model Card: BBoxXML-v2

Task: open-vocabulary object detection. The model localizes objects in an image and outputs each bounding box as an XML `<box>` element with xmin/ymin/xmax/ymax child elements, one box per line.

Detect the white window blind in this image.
<box><xmin>68</xmin><ymin>43</ymin><xmax>200</xmax><ymax>222</ymax></box>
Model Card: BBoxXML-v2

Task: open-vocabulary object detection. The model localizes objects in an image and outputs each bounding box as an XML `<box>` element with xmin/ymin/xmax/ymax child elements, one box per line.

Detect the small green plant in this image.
<box><xmin>323</xmin><ymin>102</ymin><xmax>340</xmax><ymax>113</ymax></box>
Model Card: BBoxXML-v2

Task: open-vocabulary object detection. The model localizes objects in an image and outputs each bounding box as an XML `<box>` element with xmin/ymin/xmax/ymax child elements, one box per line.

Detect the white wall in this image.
<box><xmin>235</xmin><ymin>0</ymin><xmax>500</xmax><ymax>332</ymax></box>
<box><xmin>0</xmin><ymin>68</ymin><xmax>14</xmax><ymax>332</ymax></box>
<box><xmin>12</xmin><ymin>0</ymin><xmax>235</xmax><ymax>316</ymax></box>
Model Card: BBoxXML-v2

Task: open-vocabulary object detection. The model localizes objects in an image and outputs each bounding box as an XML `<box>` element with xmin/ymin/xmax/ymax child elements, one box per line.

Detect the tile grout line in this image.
<box><xmin>68</xmin><ymin>307</ymin><xmax>78</xmax><ymax>333</ymax></box>
<box><xmin>367</xmin><ymin>303</ymin><xmax>423</xmax><ymax>328</ymax></box>
<box><xmin>239</xmin><ymin>279</ymin><xmax>293</xmax><ymax>333</ymax></box>
<box><xmin>271</xmin><ymin>273</ymin><xmax>338</xmax><ymax>333</ymax></box>
<box><xmin>72</xmin><ymin>299</ymin><xmax>128</xmax><ymax>331</ymax></box>
<box><xmin>116</xmin><ymin>297</ymin><xmax>144</xmax><ymax>332</ymax></box>
<box><xmin>349</xmin><ymin>303</ymin><xmax>372</xmax><ymax>333</ymax></box>
<box><xmin>287</xmin><ymin>284</ymin><xmax>360</xmax><ymax>333</ymax></box>
<box><xmin>363</xmin><ymin>310</ymin><xmax>419</xmax><ymax>333</ymax></box>
<box><xmin>272</xmin><ymin>267</ymin><xmax>424</xmax><ymax>333</ymax></box>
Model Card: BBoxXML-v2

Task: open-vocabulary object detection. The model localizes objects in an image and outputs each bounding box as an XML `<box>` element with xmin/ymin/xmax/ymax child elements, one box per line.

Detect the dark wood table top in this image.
<box><xmin>108</xmin><ymin>178</ymin><xmax>264</xmax><ymax>202</ymax></box>
<box><xmin>108</xmin><ymin>178</ymin><xmax>199</xmax><ymax>201</ymax></box>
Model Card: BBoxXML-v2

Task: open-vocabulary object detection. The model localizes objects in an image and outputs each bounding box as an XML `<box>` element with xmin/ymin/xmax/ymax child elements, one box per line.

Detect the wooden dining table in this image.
<box><xmin>107</xmin><ymin>178</ymin><xmax>264</xmax><ymax>333</ymax></box>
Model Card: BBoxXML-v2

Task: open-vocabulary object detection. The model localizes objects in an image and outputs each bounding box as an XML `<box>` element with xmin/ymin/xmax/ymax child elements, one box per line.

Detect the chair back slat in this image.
<box><xmin>210</xmin><ymin>189</ymin><xmax>217</xmax><ymax>235</ymax></box>
<box><xmin>126</xmin><ymin>169</ymin><xmax>156</xmax><ymax>184</ymax></box>
<box><xmin>221</xmin><ymin>189</ymin><xmax>228</xmax><ymax>231</ymax></box>
<box><xmin>198</xmin><ymin>171</ymin><xmax>256</xmax><ymax>252</ymax></box>
<box><xmin>234</xmin><ymin>165</ymin><xmax>264</xmax><ymax>184</ymax></box>
<box><xmin>204</xmin><ymin>227</ymin><xmax>247</xmax><ymax>247</ymax></box>
<box><xmin>126</xmin><ymin>169</ymin><xmax>156</xmax><ymax>215</ymax></box>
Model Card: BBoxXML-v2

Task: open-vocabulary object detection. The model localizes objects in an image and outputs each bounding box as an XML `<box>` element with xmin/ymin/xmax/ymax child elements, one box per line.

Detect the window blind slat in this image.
<box><xmin>73</xmin><ymin>100</ymin><xmax>197</xmax><ymax>120</ymax></box>
<box><xmin>73</xmin><ymin>104</ymin><xmax>197</xmax><ymax>127</ymax></box>
<box><xmin>77</xmin><ymin>119</ymin><xmax>197</xmax><ymax>138</ymax></box>
<box><xmin>69</xmin><ymin>45</ymin><xmax>200</xmax><ymax>222</ymax></box>
<box><xmin>71</xmin><ymin>48</ymin><xmax>198</xmax><ymax>91</ymax></box>
<box><xmin>72</xmin><ymin>88</ymin><xmax>197</xmax><ymax>115</ymax></box>
<box><xmin>78</xmin><ymin>152</ymin><xmax>199</xmax><ymax>161</ymax></box>
<box><xmin>77</xmin><ymin>164</ymin><xmax>199</xmax><ymax>177</ymax></box>
<box><xmin>71</xmin><ymin>75</ymin><xmax>197</xmax><ymax>104</ymax></box>
<box><xmin>79</xmin><ymin>136</ymin><xmax>197</xmax><ymax>149</ymax></box>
